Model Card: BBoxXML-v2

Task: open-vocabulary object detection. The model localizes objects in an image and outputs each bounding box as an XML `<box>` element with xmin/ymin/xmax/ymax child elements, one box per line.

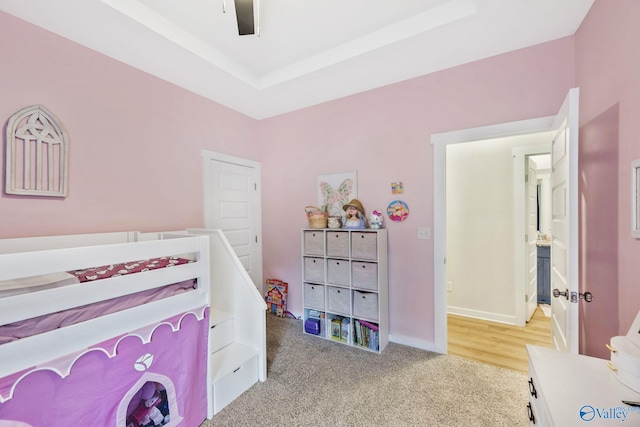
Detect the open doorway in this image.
<box><xmin>431</xmin><ymin>116</ymin><xmax>557</xmax><ymax>354</ymax></box>
<box><xmin>442</xmin><ymin>134</ymin><xmax>553</xmax><ymax>371</ymax></box>
<box><xmin>434</xmin><ymin>89</ymin><xmax>581</xmax><ymax>360</ymax></box>
<box><xmin>445</xmin><ymin>133</ymin><xmax>551</xmax><ymax>323</ymax></box>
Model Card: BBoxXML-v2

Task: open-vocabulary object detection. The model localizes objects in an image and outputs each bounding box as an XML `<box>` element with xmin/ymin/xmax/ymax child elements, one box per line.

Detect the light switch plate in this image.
<box><xmin>417</xmin><ymin>227</ymin><xmax>431</xmax><ymax>240</ymax></box>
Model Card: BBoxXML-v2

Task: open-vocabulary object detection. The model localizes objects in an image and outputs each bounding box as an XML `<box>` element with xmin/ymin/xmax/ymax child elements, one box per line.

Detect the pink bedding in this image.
<box><xmin>0</xmin><ymin>257</ymin><xmax>196</xmax><ymax>344</ymax></box>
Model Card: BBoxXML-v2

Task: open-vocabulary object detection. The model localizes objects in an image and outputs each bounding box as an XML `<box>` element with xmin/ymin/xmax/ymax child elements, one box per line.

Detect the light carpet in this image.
<box><xmin>201</xmin><ymin>315</ymin><xmax>529</xmax><ymax>426</ymax></box>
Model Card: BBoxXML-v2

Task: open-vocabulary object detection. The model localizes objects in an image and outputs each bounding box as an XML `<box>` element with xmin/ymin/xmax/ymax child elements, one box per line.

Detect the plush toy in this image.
<box><xmin>369</xmin><ymin>210</ymin><xmax>384</xmax><ymax>229</ymax></box>
<box><xmin>130</xmin><ymin>383</ymin><xmax>169</xmax><ymax>426</ymax></box>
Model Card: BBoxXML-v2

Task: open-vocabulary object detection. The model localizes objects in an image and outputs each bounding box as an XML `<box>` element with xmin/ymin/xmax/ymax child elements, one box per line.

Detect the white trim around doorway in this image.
<box><xmin>431</xmin><ymin>116</ymin><xmax>554</xmax><ymax>354</ymax></box>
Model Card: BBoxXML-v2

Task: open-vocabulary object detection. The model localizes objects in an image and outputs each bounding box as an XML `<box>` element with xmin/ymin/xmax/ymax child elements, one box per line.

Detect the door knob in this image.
<box><xmin>552</xmin><ymin>288</ymin><xmax>569</xmax><ymax>300</ymax></box>
<box><xmin>580</xmin><ymin>291</ymin><xmax>593</xmax><ymax>302</ymax></box>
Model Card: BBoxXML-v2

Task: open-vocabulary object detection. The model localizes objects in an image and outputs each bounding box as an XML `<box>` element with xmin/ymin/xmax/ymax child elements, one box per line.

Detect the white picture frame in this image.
<box><xmin>317</xmin><ymin>170</ymin><xmax>357</xmax><ymax>217</ymax></box>
<box><xmin>5</xmin><ymin>105</ymin><xmax>69</xmax><ymax>197</ymax></box>
<box><xmin>633</xmin><ymin>159</ymin><xmax>640</xmax><ymax>238</ymax></box>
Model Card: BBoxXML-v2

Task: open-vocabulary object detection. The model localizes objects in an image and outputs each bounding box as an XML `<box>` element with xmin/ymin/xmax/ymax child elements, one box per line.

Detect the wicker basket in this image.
<box><xmin>305</xmin><ymin>206</ymin><xmax>328</xmax><ymax>229</ymax></box>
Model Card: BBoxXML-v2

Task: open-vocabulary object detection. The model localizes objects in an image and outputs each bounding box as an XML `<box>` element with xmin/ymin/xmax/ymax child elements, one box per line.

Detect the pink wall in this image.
<box><xmin>5</xmin><ymin>3</ymin><xmax>637</xmax><ymax>353</ymax></box>
<box><xmin>260</xmin><ymin>38</ymin><xmax>575</xmax><ymax>345</ymax></box>
<box><xmin>575</xmin><ymin>0</ymin><xmax>640</xmax><ymax>354</ymax></box>
<box><xmin>0</xmin><ymin>12</ymin><xmax>260</xmax><ymax>238</ymax></box>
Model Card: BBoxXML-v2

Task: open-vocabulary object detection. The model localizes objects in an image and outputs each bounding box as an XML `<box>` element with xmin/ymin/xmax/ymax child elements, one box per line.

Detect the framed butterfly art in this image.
<box><xmin>317</xmin><ymin>170</ymin><xmax>358</xmax><ymax>217</ymax></box>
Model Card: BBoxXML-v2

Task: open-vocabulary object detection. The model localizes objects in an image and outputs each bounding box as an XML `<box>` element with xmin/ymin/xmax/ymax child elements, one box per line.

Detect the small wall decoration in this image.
<box><xmin>387</xmin><ymin>200</ymin><xmax>409</xmax><ymax>222</ymax></box>
<box><xmin>5</xmin><ymin>105</ymin><xmax>69</xmax><ymax>197</ymax></box>
<box><xmin>317</xmin><ymin>170</ymin><xmax>357</xmax><ymax>217</ymax></box>
<box><xmin>632</xmin><ymin>159</ymin><xmax>640</xmax><ymax>238</ymax></box>
<box><xmin>391</xmin><ymin>181</ymin><xmax>404</xmax><ymax>194</ymax></box>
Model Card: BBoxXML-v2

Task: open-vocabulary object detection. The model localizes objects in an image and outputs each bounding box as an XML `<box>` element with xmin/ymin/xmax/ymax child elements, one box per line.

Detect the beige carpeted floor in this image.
<box><xmin>201</xmin><ymin>315</ymin><xmax>529</xmax><ymax>427</ymax></box>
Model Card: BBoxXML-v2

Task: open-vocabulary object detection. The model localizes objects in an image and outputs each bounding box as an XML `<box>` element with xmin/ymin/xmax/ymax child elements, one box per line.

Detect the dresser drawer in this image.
<box><xmin>351</xmin><ymin>232</ymin><xmax>377</xmax><ymax>260</ymax></box>
<box><xmin>210</xmin><ymin>318</ymin><xmax>233</xmax><ymax>353</ymax></box>
<box><xmin>304</xmin><ymin>283</ymin><xmax>325</xmax><ymax>309</ymax></box>
<box><xmin>327</xmin><ymin>258</ymin><xmax>350</xmax><ymax>286</ymax></box>
<box><xmin>212</xmin><ymin>354</ymin><xmax>258</xmax><ymax>414</ymax></box>
<box><xmin>327</xmin><ymin>286</ymin><xmax>350</xmax><ymax>315</ymax></box>
<box><xmin>351</xmin><ymin>261</ymin><xmax>378</xmax><ymax>290</ymax></box>
<box><xmin>352</xmin><ymin>290</ymin><xmax>378</xmax><ymax>320</ymax></box>
<box><xmin>326</xmin><ymin>231</ymin><xmax>349</xmax><ymax>258</ymax></box>
<box><xmin>303</xmin><ymin>257</ymin><xmax>324</xmax><ymax>283</ymax></box>
<box><xmin>303</xmin><ymin>230</ymin><xmax>325</xmax><ymax>256</ymax></box>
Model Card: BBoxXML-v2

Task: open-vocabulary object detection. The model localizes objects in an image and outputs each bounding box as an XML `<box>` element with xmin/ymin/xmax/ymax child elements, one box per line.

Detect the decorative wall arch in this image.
<box><xmin>5</xmin><ymin>105</ymin><xmax>69</xmax><ymax>197</ymax></box>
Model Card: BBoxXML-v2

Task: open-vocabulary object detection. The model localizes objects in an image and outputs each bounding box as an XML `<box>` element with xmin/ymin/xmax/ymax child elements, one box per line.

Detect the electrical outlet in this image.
<box><xmin>417</xmin><ymin>227</ymin><xmax>431</xmax><ymax>240</ymax></box>
<box><xmin>447</xmin><ymin>281</ymin><xmax>453</xmax><ymax>292</ymax></box>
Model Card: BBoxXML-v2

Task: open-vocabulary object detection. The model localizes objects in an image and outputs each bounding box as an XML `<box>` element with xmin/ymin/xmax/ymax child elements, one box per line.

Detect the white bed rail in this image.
<box><xmin>0</xmin><ymin>234</ymin><xmax>211</xmax><ymax>381</ymax></box>
<box><xmin>0</xmin><ymin>231</ymin><xmax>139</xmax><ymax>254</ymax></box>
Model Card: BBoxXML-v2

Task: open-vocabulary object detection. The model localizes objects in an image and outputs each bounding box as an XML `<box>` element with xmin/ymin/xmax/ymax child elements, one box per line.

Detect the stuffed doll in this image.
<box><xmin>369</xmin><ymin>210</ymin><xmax>384</xmax><ymax>229</ymax></box>
<box><xmin>342</xmin><ymin>199</ymin><xmax>367</xmax><ymax>229</ymax></box>
<box><xmin>130</xmin><ymin>383</ymin><xmax>169</xmax><ymax>426</ymax></box>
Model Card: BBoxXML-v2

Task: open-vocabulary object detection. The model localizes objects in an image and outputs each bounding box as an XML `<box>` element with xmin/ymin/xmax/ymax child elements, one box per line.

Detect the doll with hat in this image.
<box><xmin>342</xmin><ymin>199</ymin><xmax>367</xmax><ymax>229</ymax></box>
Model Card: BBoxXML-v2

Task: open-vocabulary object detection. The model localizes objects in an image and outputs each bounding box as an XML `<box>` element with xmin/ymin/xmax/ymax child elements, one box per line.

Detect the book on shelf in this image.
<box><xmin>353</xmin><ymin>319</ymin><xmax>379</xmax><ymax>350</ymax></box>
<box><xmin>359</xmin><ymin>319</ymin><xmax>379</xmax><ymax>331</ymax></box>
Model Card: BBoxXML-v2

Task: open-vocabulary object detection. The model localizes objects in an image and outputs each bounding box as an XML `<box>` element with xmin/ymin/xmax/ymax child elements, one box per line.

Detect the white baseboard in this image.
<box><xmin>389</xmin><ymin>334</ymin><xmax>440</xmax><ymax>353</ymax></box>
<box><xmin>447</xmin><ymin>306</ymin><xmax>517</xmax><ymax>325</ymax></box>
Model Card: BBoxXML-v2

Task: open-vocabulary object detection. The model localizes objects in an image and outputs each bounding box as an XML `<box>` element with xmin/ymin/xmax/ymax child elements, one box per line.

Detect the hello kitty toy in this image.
<box><xmin>369</xmin><ymin>210</ymin><xmax>384</xmax><ymax>229</ymax></box>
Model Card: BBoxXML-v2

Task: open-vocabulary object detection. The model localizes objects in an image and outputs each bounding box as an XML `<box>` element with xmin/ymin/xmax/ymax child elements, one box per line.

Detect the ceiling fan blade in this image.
<box><xmin>234</xmin><ymin>0</ymin><xmax>254</xmax><ymax>35</ymax></box>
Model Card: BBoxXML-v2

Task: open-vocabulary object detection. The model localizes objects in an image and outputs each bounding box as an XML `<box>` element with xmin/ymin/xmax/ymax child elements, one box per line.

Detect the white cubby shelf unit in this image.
<box><xmin>301</xmin><ymin>228</ymin><xmax>388</xmax><ymax>353</ymax></box>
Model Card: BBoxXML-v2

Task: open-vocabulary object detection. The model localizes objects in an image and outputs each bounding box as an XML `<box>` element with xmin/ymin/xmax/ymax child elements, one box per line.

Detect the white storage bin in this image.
<box><xmin>353</xmin><ymin>290</ymin><xmax>379</xmax><ymax>320</ymax></box>
<box><xmin>327</xmin><ymin>258</ymin><xmax>350</xmax><ymax>286</ymax></box>
<box><xmin>351</xmin><ymin>232</ymin><xmax>377</xmax><ymax>260</ymax></box>
<box><xmin>304</xmin><ymin>283</ymin><xmax>325</xmax><ymax>309</ymax></box>
<box><xmin>351</xmin><ymin>261</ymin><xmax>377</xmax><ymax>290</ymax></box>
<box><xmin>326</xmin><ymin>231</ymin><xmax>349</xmax><ymax>258</ymax></box>
<box><xmin>304</xmin><ymin>257</ymin><xmax>324</xmax><ymax>283</ymax></box>
<box><xmin>327</xmin><ymin>286</ymin><xmax>350</xmax><ymax>315</ymax></box>
<box><xmin>303</xmin><ymin>230</ymin><xmax>325</xmax><ymax>256</ymax></box>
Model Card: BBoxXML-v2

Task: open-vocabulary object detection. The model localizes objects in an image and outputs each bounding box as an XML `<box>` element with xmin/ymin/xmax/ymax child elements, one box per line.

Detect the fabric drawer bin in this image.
<box><xmin>326</xmin><ymin>231</ymin><xmax>350</xmax><ymax>258</ymax></box>
<box><xmin>327</xmin><ymin>286</ymin><xmax>350</xmax><ymax>315</ymax></box>
<box><xmin>304</xmin><ymin>257</ymin><xmax>324</xmax><ymax>283</ymax></box>
<box><xmin>351</xmin><ymin>261</ymin><xmax>378</xmax><ymax>290</ymax></box>
<box><xmin>304</xmin><ymin>283</ymin><xmax>325</xmax><ymax>309</ymax></box>
<box><xmin>303</xmin><ymin>230</ymin><xmax>325</xmax><ymax>256</ymax></box>
<box><xmin>327</xmin><ymin>258</ymin><xmax>350</xmax><ymax>286</ymax></box>
<box><xmin>351</xmin><ymin>232</ymin><xmax>377</xmax><ymax>260</ymax></box>
<box><xmin>353</xmin><ymin>290</ymin><xmax>379</xmax><ymax>320</ymax></box>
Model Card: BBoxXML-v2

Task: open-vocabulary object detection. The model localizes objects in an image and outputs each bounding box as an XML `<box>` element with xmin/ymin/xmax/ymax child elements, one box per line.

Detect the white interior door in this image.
<box><xmin>202</xmin><ymin>150</ymin><xmax>263</xmax><ymax>290</ymax></box>
<box><xmin>526</xmin><ymin>157</ymin><xmax>538</xmax><ymax>321</ymax></box>
<box><xmin>550</xmin><ymin>88</ymin><xmax>579</xmax><ymax>353</ymax></box>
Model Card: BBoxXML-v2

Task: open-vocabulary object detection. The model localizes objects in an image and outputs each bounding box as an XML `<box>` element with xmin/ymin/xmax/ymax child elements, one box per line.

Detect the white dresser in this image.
<box><xmin>527</xmin><ymin>345</ymin><xmax>640</xmax><ymax>426</ymax></box>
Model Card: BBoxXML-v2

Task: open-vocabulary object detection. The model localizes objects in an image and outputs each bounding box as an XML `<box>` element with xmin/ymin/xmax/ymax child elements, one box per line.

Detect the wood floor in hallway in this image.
<box><xmin>447</xmin><ymin>305</ymin><xmax>552</xmax><ymax>373</ymax></box>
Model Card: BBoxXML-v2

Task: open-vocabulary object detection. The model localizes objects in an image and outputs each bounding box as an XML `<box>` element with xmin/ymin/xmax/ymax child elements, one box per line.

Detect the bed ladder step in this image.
<box><xmin>210</xmin><ymin>308</ymin><xmax>232</xmax><ymax>328</ymax></box>
<box><xmin>210</xmin><ymin>342</ymin><xmax>259</xmax><ymax>414</ymax></box>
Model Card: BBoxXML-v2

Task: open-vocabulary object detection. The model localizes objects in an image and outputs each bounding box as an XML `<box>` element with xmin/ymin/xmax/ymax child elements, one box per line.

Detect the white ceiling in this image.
<box><xmin>0</xmin><ymin>0</ymin><xmax>594</xmax><ymax>119</ymax></box>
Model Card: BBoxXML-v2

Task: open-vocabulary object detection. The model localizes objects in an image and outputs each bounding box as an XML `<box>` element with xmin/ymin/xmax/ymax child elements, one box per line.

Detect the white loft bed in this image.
<box><xmin>0</xmin><ymin>229</ymin><xmax>267</xmax><ymax>424</ymax></box>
